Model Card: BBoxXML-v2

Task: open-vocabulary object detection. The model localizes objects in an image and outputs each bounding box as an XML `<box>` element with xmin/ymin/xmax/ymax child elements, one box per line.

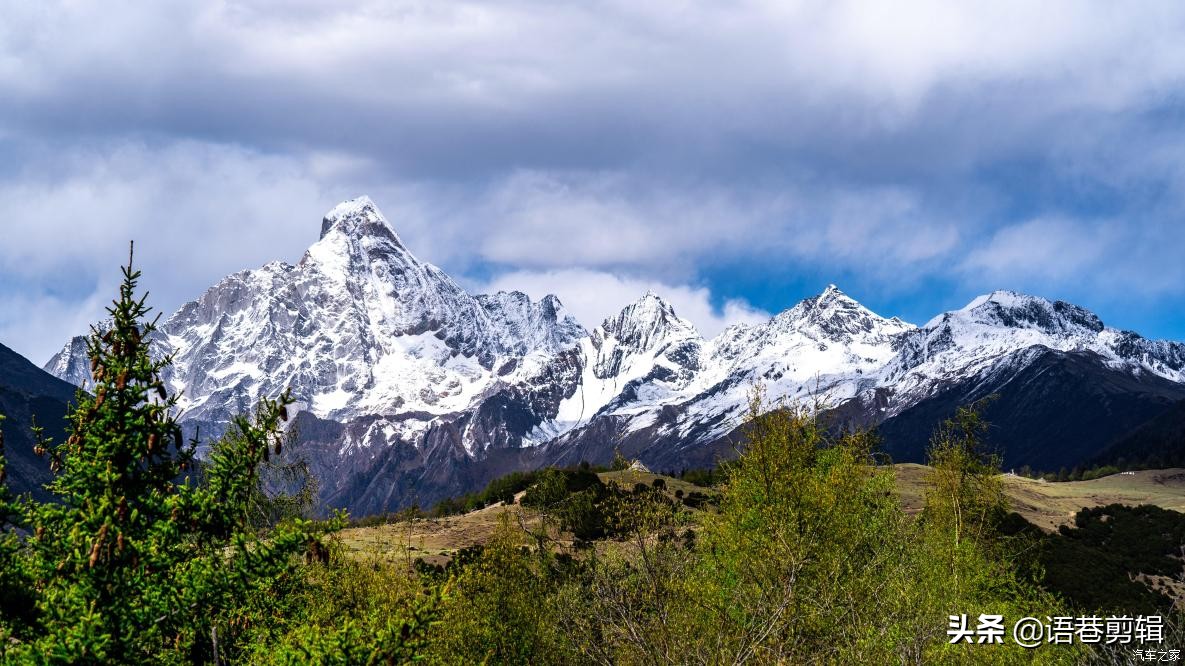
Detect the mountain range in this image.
<box><xmin>13</xmin><ymin>196</ymin><xmax>1185</xmax><ymax>514</ymax></box>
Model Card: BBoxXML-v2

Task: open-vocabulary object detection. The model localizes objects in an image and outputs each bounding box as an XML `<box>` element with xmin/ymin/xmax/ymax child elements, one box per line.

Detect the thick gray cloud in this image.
<box><xmin>3</xmin><ymin>1</ymin><xmax>1185</xmax><ymax>362</ymax></box>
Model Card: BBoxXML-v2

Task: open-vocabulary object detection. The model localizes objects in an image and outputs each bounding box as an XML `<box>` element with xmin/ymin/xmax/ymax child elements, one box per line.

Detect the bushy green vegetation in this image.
<box><xmin>674</xmin><ymin>466</ymin><xmax>724</xmax><ymax>487</ymax></box>
<box><xmin>429</xmin><ymin>462</ymin><xmax>618</xmax><ymax>518</ymax></box>
<box><xmin>1037</xmin><ymin>504</ymin><xmax>1185</xmax><ymax>614</ymax></box>
<box><xmin>229</xmin><ymin>547</ymin><xmax>444</xmax><ymax>664</ymax></box>
<box><xmin>345</xmin><ymin>506</ymin><xmax>423</xmax><ymax>528</ymax></box>
<box><xmin>431</xmin><ymin>470</ymin><xmax>540</xmax><ymax>517</ymax></box>
<box><xmin>395</xmin><ymin>392</ymin><xmax>1094</xmax><ymax>663</ymax></box>
<box><xmin>1036</xmin><ymin>463</ymin><xmax>1125</xmax><ymax>482</ymax></box>
<box><xmin>519</xmin><ymin>466</ymin><xmax>686</xmax><ymax>544</ymax></box>
<box><xmin>544</xmin><ymin>392</ymin><xmax>1086</xmax><ymax>663</ymax></box>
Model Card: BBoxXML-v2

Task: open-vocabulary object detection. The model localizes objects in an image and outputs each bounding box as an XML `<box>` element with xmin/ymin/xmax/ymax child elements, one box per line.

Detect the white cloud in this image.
<box><xmin>0</xmin><ymin>290</ymin><xmax>108</xmax><ymax>367</ymax></box>
<box><xmin>961</xmin><ymin>217</ymin><xmax>1113</xmax><ymax>284</ymax></box>
<box><xmin>0</xmin><ymin>141</ymin><xmax>344</xmax><ymax>362</ymax></box>
<box><xmin>443</xmin><ymin>171</ymin><xmax>963</xmax><ymax>282</ymax></box>
<box><xmin>475</xmin><ymin>268</ymin><xmax>770</xmax><ymax>338</ymax></box>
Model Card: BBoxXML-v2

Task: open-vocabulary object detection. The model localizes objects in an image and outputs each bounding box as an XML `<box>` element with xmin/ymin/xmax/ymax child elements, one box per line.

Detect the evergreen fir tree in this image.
<box><xmin>1</xmin><ymin>246</ymin><xmax>335</xmax><ymax>662</ymax></box>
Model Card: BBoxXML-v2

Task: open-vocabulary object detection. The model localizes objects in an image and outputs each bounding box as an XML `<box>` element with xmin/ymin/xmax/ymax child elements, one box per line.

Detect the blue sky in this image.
<box><xmin>3</xmin><ymin>1</ymin><xmax>1185</xmax><ymax>363</ymax></box>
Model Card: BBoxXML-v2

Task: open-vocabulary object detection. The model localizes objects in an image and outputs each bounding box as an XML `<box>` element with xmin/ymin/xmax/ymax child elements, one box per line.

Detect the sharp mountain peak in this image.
<box><xmin>318</xmin><ymin>195</ymin><xmax>403</xmax><ymax>244</ymax></box>
<box><xmin>935</xmin><ymin>289</ymin><xmax>1106</xmax><ymax>335</ymax></box>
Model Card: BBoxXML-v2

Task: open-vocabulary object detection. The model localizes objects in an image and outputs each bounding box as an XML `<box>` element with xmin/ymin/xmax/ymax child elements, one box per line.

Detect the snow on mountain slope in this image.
<box><xmin>702</xmin><ymin>285</ymin><xmax>915</xmax><ymax>406</ymax></box>
<box><xmin>531</xmin><ymin>292</ymin><xmax>706</xmax><ymax>441</ymax></box>
<box><xmin>536</xmin><ymin>286</ymin><xmax>1185</xmax><ymax>469</ymax></box>
<box><xmin>46</xmin><ymin>197</ymin><xmax>586</xmax><ymax>449</ymax></box>
<box><xmin>43</xmin><ymin>332</ymin><xmax>96</xmax><ymax>391</ymax></box>
<box><xmin>531</xmin><ymin>285</ymin><xmax>918</xmax><ymax>451</ymax></box>
<box><xmin>877</xmin><ymin>290</ymin><xmax>1185</xmax><ymax>415</ymax></box>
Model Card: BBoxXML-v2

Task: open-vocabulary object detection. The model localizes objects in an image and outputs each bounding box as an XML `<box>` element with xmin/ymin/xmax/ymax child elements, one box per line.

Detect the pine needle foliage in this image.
<box><xmin>0</xmin><ymin>247</ymin><xmax>337</xmax><ymax>663</ymax></box>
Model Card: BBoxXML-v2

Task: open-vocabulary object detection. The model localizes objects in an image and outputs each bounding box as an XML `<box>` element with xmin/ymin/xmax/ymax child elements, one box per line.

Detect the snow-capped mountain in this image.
<box><xmin>530</xmin><ymin>292</ymin><xmax>705</xmax><ymax>442</ymax></box>
<box><xmin>873</xmin><ymin>290</ymin><xmax>1185</xmax><ymax>412</ymax></box>
<box><xmin>43</xmin><ymin>323</ymin><xmax>105</xmax><ymax>391</ymax></box>
<box><xmin>43</xmin><ymin>197</ymin><xmax>1185</xmax><ymax>513</ymax></box>
<box><xmin>854</xmin><ymin>290</ymin><xmax>1185</xmax><ymax>469</ymax></box>
<box><xmin>899</xmin><ymin>290</ymin><xmax>1182</xmax><ymax>379</ymax></box>
<box><xmin>49</xmin><ymin>197</ymin><xmax>585</xmax><ymax>443</ymax></box>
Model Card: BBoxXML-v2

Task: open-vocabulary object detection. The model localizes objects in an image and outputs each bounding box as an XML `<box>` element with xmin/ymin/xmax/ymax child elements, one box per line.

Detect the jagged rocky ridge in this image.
<box><xmin>44</xmin><ymin>197</ymin><xmax>1185</xmax><ymax>513</ymax></box>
